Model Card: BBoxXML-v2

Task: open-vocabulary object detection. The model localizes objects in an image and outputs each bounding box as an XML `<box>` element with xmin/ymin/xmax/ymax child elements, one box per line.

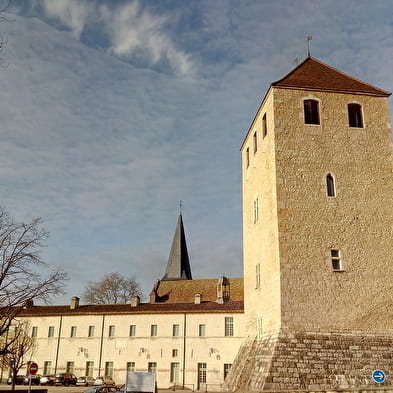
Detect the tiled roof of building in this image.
<box><xmin>154</xmin><ymin>278</ymin><xmax>244</xmax><ymax>303</ymax></box>
<box><xmin>17</xmin><ymin>300</ymin><xmax>243</xmax><ymax>317</ymax></box>
<box><xmin>272</xmin><ymin>57</ymin><xmax>391</xmax><ymax>97</ymax></box>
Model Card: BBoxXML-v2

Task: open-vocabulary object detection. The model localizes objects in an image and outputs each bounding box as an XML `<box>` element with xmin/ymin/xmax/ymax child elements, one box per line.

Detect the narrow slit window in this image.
<box><xmin>262</xmin><ymin>113</ymin><xmax>267</xmax><ymax>138</ymax></box>
<box><xmin>304</xmin><ymin>99</ymin><xmax>320</xmax><ymax>125</ymax></box>
<box><xmin>245</xmin><ymin>147</ymin><xmax>250</xmax><ymax>168</ymax></box>
<box><xmin>348</xmin><ymin>103</ymin><xmax>363</xmax><ymax>128</ymax></box>
<box><xmin>326</xmin><ymin>174</ymin><xmax>335</xmax><ymax>197</ymax></box>
<box><xmin>253</xmin><ymin>131</ymin><xmax>257</xmax><ymax>154</ymax></box>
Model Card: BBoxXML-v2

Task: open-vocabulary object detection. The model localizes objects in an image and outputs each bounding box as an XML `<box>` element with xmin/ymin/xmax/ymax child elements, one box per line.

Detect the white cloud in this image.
<box><xmin>39</xmin><ymin>0</ymin><xmax>194</xmax><ymax>77</ymax></box>
<box><xmin>41</xmin><ymin>0</ymin><xmax>92</xmax><ymax>39</ymax></box>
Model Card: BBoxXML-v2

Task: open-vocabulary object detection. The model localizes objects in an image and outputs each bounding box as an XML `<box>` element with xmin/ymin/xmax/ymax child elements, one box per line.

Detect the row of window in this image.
<box><xmin>245</xmin><ymin>101</ymin><xmax>365</xmax><ymax>169</ymax></box>
<box><xmin>252</xmin><ymin>174</ymin><xmax>336</xmax><ymax>224</ymax></box>
<box><xmin>42</xmin><ymin>360</ymin><xmax>232</xmax><ymax>383</ymax></box>
<box><xmin>304</xmin><ymin>100</ymin><xmax>364</xmax><ymax>127</ymax></box>
<box><xmin>32</xmin><ymin>318</ymin><xmax>235</xmax><ymax>338</ymax></box>
<box><xmin>254</xmin><ymin>249</ymin><xmax>343</xmax><ymax>288</ymax></box>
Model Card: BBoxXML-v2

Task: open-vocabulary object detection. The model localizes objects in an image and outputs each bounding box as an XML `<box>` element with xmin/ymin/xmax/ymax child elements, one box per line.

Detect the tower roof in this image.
<box><xmin>272</xmin><ymin>57</ymin><xmax>391</xmax><ymax>97</ymax></box>
<box><xmin>161</xmin><ymin>214</ymin><xmax>192</xmax><ymax>281</ymax></box>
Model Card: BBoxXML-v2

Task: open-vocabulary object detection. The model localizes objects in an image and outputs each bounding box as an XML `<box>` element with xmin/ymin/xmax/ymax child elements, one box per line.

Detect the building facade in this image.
<box><xmin>224</xmin><ymin>57</ymin><xmax>393</xmax><ymax>391</ymax></box>
<box><xmin>6</xmin><ymin>215</ymin><xmax>245</xmax><ymax>391</ymax></box>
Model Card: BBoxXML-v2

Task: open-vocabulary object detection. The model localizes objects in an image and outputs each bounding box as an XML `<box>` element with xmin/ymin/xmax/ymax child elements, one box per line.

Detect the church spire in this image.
<box><xmin>161</xmin><ymin>213</ymin><xmax>192</xmax><ymax>281</ymax></box>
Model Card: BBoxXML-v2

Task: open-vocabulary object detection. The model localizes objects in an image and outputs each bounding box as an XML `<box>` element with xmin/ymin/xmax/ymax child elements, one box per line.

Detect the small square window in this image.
<box><xmin>198</xmin><ymin>324</ymin><xmax>206</xmax><ymax>337</ymax></box>
<box><xmin>108</xmin><ymin>325</ymin><xmax>115</xmax><ymax>337</ymax></box>
<box><xmin>88</xmin><ymin>326</ymin><xmax>95</xmax><ymax>337</ymax></box>
<box><xmin>70</xmin><ymin>326</ymin><xmax>77</xmax><ymax>338</ymax></box>
<box><xmin>31</xmin><ymin>326</ymin><xmax>38</xmax><ymax>338</ymax></box>
<box><xmin>150</xmin><ymin>324</ymin><xmax>157</xmax><ymax>337</ymax></box>
<box><xmin>172</xmin><ymin>349</ymin><xmax>178</xmax><ymax>357</ymax></box>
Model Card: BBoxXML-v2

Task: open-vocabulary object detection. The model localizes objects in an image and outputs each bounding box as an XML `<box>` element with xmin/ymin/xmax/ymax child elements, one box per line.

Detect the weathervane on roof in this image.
<box><xmin>306</xmin><ymin>35</ymin><xmax>313</xmax><ymax>57</ymax></box>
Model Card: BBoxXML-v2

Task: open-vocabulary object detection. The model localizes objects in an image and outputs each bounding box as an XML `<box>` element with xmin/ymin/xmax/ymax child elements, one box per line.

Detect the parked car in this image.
<box><xmin>84</xmin><ymin>387</ymin><xmax>118</xmax><ymax>393</ymax></box>
<box><xmin>77</xmin><ymin>376</ymin><xmax>96</xmax><ymax>386</ymax></box>
<box><xmin>94</xmin><ymin>376</ymin><xmax>115</xmax><ymax>386</ymax></box>
<box><xmin>54</xmin><ymin>372</ymin><xmax>77</xmax><ymax>386</ymax></box>
<box><xmin>40</xmin><ymin>375</ymin><xmax>56</xmax><ymax>385</ymax></box>
<box><xmin>7</xmin><ymin>375</ymin><xmax>25</xmax><ymax>385</ymax></box>
<box><xmin>24</xmin><ymin>375</ymin><xmax>41</xmax><ymax>385</ymax></box>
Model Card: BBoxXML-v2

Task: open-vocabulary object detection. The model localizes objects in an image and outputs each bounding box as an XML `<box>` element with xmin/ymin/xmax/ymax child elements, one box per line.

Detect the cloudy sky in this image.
<box><xmin>0</xmin><ymin>0</ymin><xmax>392</xmax><ymax>304</ymax></box>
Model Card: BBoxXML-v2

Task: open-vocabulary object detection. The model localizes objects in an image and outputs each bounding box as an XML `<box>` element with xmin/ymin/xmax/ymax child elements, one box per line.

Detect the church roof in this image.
<box><xmin>272</xmin><ymin>57</ymin><xmax>391</xmax><ymax>97</ymax></box>
<box><xmin>154</xmin><ymin>278</ymin><xmax>244</xmax><ymax>303</ymax></box>
<box><xmin>161</xmin><ymin>214</ymin><xmax>192</xmax><ymax>281</ymax></box>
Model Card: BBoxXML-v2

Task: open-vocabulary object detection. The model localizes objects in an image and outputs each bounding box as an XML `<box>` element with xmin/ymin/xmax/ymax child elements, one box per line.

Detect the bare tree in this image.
<box><xmin>0</xmin><ymin>321</ymin><xmax>35</xmax><ymax>391</ymax></box>
<box><xmin>0</xmin><ymin>207</ymin><xmax>67</xmax><ymax>355</ymax></box>
<box><xmin>83</xmin><ymin>272</ymin><xmax>142</xmax><ymax>304</ymax></box>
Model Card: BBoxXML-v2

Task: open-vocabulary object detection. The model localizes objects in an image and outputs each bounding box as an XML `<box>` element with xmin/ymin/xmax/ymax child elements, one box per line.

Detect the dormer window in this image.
<box><xmin>304</xmin><ymin>99</ymin><xmax>320</xmax><ymax>125</ymax></box>
<box><xmin>348</xmin><ymin>103</ymin><xmax>363</xmax><ymax>128</ymax></box>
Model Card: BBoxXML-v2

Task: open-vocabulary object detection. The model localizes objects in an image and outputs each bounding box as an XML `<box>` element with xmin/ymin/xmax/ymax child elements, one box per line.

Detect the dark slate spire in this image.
<box><xmin>161</xmin><ymin>214</ymin><xmax>192</xmax><ymax>281</ymax></box>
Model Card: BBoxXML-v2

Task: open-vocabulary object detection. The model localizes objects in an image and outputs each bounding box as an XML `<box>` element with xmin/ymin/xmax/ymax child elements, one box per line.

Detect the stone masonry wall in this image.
<box><xmin>235</xmin><ymin>330</ymin><xmax>393</xmax><ymax>392</ymax></box>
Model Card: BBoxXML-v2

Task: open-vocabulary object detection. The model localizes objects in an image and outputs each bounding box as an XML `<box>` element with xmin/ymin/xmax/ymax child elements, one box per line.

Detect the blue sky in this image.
<box><xmin>0</xmin><ymin>0</ymin><xmax>392</xmax><ymax>304</ymax></box>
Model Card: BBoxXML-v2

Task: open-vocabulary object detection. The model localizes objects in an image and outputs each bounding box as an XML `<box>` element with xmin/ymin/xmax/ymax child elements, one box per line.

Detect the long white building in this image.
<box><xmin>11</xmin><ymin>214</ymin><xmax>245</xmax><ymax>391</ymax></box>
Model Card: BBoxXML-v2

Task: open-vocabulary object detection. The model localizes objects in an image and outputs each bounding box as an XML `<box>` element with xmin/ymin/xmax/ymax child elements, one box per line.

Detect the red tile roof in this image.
<box><xmin>154</xmin><ymin>278</ymin><xmax>244</xmax><ymax>303</ymax></box>
<box><xmin>18</xmin><ymin>300</ymin><xmax>244</xmax><ymax>317</ymax></box>
<box><xmin>272</xmin><ymin>57</ymin><xmax>391</xmax><ymax>97</ymax></box>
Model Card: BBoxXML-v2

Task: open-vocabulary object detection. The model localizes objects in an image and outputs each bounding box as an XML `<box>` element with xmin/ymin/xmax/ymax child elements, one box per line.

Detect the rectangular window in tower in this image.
<box><xmin>48</xmin><ymin>326</ymin><xmax>55</xmax><ymax>338</ymax></box>
<box><xmin>262</xmin><ymin>113</ymin><xmax>267</xmax><ymax>138</ymax></box>
<box><xmin>172</xmin><ymin>324</ymin><xmax>179</xmax><ymax>337</ymax></box>
<box><xmin>348</xmin><ymin>103</ymin><xmax>363</xmax><ymax>128</ymax></box>
<box><xmin>225</xmin><ymin>317</ymin><xmax>234</xmax><ymax>336</ymax></box>
<box><xmin>304</xmin><ymin>99</ymin><xmax>320</xmax><ymax>125</ymax></box>
<box><xmin>253</xmin><ymin>131</ymin><xmax>257</xmax><ymax>153</ymax></box>
<box><xmin>331</xmin><ymin>249</ymin><xmax>343</xmax><ymax>271</ymax></box>
<box><xmin>150</xmin><ymin>324</ymin><xmax>157</xmax><ymax>337</ymax></box>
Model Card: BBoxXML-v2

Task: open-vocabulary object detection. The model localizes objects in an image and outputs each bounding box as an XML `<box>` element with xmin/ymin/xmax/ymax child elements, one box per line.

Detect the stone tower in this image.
<box><xmin>228</xmin><ymin>57</ymin><xmax>393</xmax><ymax>391</ymax></box>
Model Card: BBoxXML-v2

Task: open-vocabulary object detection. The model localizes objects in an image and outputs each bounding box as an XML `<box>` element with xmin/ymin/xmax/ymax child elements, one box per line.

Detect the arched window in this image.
<box><xmin>304</xmin><ymin>99</ymin><xmax>320</xmax><ymax>125</ymax></box>
<box><xmin>326</xmin><ymin>173</ymin><xmax>335</xmax><ymax>197</ymax></box>
<box><xmin>348</xmin><ymin>103</ymin><xmax>363</xmax><ymax>128</ymax></box>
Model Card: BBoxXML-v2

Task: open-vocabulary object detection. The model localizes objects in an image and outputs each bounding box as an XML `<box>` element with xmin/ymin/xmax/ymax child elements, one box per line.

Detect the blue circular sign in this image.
<box><xmin>372</xmin><ymin>370</ymin><xmax>386</xmax><ymax>383</ymax></box>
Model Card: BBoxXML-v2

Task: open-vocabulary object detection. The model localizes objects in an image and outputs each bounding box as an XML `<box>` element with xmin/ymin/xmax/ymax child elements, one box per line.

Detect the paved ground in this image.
<box><xmin>0</xmin><ymin>384</ymin><xmax>194</xmax><ymax>393</ymax></box>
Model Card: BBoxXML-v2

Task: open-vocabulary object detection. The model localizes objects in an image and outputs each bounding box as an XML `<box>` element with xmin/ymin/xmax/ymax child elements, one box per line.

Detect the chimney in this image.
<box><xmin>194</xmin><ymin>293</ymin><xmax>201</xmax><ymax>304</ymax></box>
<box><xmin>23</xmin><ymin>299</ymin><xmax>34</xmax><ymax>309</ymax></box>
<box><xmin>70</xmin><ymin>296</ymin><xmax>80</xmax><ymax>309</ymax></box>
<box><xmin>131</xmin><ymin>295</ymin><xmax>140</xmax><ymax>307</ymax></box>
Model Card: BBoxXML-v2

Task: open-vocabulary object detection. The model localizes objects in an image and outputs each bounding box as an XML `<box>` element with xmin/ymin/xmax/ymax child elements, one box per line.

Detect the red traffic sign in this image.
<box><xmin>29</xmin><ymin>362</ymin><xmax>38</xmax><ymax>375</ymax></box>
